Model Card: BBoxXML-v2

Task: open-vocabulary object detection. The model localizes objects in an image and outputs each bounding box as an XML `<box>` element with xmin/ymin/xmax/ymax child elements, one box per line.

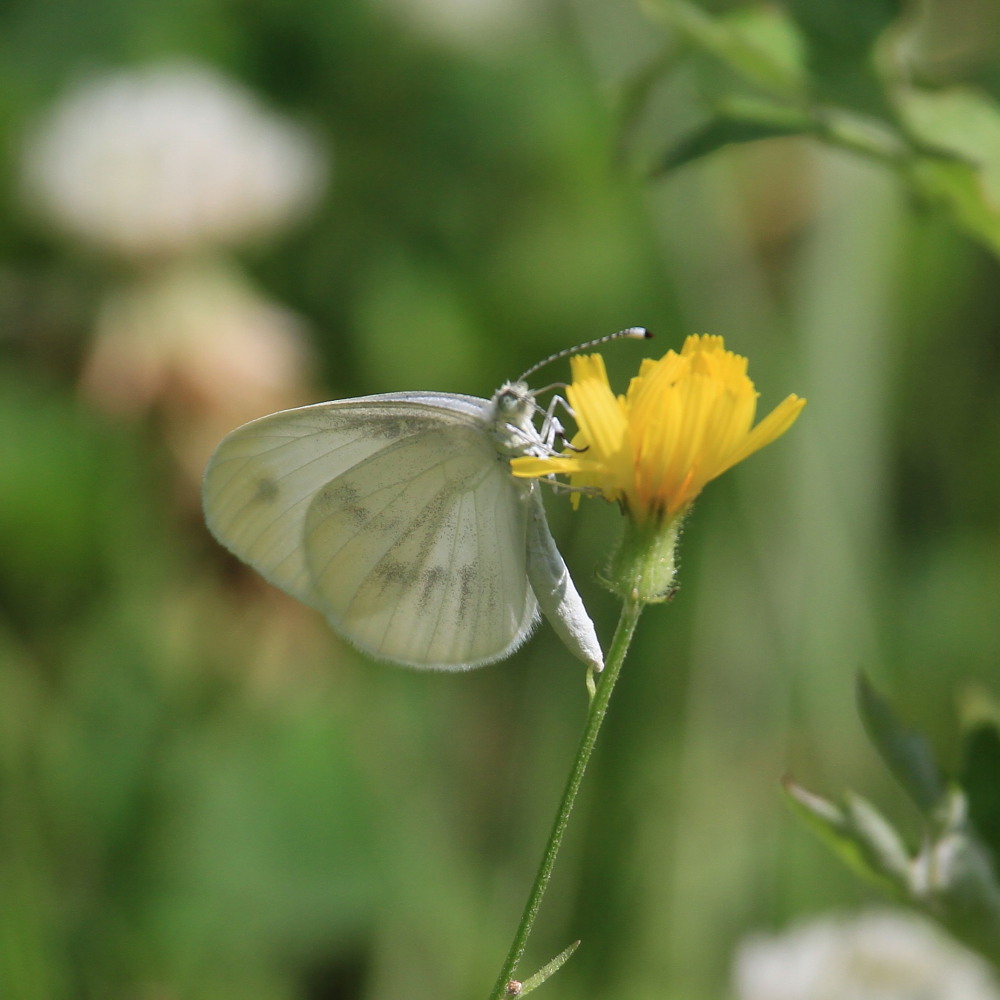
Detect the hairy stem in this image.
<box><xmin>487</xmin><ymin>594</ymin><xmax>644</xmax><ymax>999</ymax></box>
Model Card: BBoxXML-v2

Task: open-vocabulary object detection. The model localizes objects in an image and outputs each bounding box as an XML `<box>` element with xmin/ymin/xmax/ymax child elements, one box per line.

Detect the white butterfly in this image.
<box><xmin>202</xmin><ymin>332</ymin><xmax>647</xmax><ymax>671</ymax></box>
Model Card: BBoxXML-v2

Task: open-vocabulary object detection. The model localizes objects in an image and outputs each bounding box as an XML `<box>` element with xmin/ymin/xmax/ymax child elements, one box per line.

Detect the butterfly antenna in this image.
<box><xmin>517</xmin><ymin>326</ymin><xmax>652</xmax><ymax>383</ymax></box>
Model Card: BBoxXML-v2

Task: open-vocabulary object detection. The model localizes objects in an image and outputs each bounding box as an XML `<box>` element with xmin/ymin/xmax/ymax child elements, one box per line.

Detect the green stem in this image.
<box><xmin>486</xmin><ymin>594</ymin><xmax>645</xmax><ymax>999</ymax></box>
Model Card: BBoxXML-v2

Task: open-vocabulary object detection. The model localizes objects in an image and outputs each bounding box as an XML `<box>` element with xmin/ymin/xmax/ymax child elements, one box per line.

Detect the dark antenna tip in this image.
<box><xmin>518</xmin><ymin>326</ymin><xmax>652</xmax><ymax>383</ymax></box>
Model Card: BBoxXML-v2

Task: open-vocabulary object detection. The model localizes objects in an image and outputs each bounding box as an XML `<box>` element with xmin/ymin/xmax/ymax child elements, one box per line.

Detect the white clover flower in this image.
<box><xmin>379</xmin><ymin>0</ymin><xmax>537</xmax><ymax>48</ymax></box>
<box><xmin>22</xmin><ymin>62</ymin><xmax>327</xmax><ymax>257</ymax></box>
<box><xmin>732</xmin><ymin>910</ymin><xmax>1000</xmax><ymax>1000</ymax></box>
<box><xmin>80</xmin><ymin>257</ymin><xmax>313</xmax><ymax>479</ymax></box>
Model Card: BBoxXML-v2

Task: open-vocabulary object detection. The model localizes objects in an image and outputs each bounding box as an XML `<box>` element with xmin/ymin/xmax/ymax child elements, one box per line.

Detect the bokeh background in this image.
<box><xmin>3</xmin><ymin>0</ymin><xmax>1000</xmax><ymax>998</ymax></box>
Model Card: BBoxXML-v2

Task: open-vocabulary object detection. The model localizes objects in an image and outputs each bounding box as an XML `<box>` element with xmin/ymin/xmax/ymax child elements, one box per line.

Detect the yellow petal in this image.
<box><xmin>725</xmin><ymin>394</ymin><xmax>806</xmax><ymax>469</ymax></box>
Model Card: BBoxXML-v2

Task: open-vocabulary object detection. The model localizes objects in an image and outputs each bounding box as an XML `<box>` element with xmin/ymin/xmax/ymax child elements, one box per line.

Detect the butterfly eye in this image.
<box><xmin>496</xmin><ymin>385</ymin><xmax>527</xmax><ymax>413</ymax></box>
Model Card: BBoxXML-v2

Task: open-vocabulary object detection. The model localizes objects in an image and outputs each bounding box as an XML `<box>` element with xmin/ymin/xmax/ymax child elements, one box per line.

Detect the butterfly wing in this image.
<box><xmin>202</xmin><ymin>394</ymin><xmax>537</xmax><ymax>669</ymax></box>
<box><xmin>304</xmin><ymin>423</ymin><xmax>538</xmax><ymax>667</ymax></box>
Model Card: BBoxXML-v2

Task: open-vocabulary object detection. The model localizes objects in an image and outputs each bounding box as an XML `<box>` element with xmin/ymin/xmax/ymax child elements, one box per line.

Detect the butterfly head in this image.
<box><xmin>490</xmin><ymin>329</ymin><xmax>650</xmax><ymax>463</ymax></box>
<box><xmin>491</xmin><ymin>380</ymin><xmax>562</xmax><ymax>460</ymax></box>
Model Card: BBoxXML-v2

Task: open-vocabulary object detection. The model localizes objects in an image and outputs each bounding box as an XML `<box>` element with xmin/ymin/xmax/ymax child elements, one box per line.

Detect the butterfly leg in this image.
<box><xmin>534</xmin><ymin>391</ymin><xmax>577</xmax><ymax>451</ymax></box>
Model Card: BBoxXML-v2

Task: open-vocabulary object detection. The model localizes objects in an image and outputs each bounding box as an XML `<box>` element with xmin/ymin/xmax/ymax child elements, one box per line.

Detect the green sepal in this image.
<box><xmin>602</xmin><ymin>512</ymin><xmax>682</xmax><ymax>604</ymax></box>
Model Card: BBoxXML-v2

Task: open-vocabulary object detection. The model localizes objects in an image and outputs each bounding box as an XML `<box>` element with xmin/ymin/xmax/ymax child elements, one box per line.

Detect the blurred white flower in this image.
<box><xmin>732</xmin><ymin>910</ymin><xmax>1000</xmax><ymax>1000</ymax></box>
<box><xmin>80</xmin><ymin>257</ymin><xmax>314</xmax><ymax>480</ymax></box>
<box><xmin>380</xmin><ymin>0</ymin><xmax>537</xmax><ymax>48</ymax></box>
<box><xmin>22</xmin><ymin>62</ymin><xmax>327</xmax><ymax>257</ymax></box>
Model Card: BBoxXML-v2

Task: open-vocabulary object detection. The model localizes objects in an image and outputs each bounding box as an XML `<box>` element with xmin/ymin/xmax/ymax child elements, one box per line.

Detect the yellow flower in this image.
<box><xmin>512</xmin><ymin>334</ymin><xmax>805</xmax><ymax>524</ymax></box>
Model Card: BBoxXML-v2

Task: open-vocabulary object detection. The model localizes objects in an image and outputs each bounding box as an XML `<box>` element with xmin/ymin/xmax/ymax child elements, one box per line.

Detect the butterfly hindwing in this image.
<box><xmin>304</xmin><ymin>421</ymin><xmax>538</xmax><ymax>668</ymax></box>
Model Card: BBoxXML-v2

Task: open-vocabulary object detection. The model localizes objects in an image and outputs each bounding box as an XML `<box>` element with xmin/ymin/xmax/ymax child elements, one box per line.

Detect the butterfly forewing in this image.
<box><xmin>204</xmin><ymin>401</ymin><xmax>421</xmax><ymax>607</ymax></box>
<box><xmin>203</xmin><ymin>395</ymin><xmax>538</xmax><ymax>668</ymax></box>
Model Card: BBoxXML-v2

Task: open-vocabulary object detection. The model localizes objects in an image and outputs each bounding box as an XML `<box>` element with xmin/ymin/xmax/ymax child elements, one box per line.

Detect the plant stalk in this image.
<box><xmin>486</xmin><ymin>594</ymin><xmax>644</xmax><ymax>999</ymax></box>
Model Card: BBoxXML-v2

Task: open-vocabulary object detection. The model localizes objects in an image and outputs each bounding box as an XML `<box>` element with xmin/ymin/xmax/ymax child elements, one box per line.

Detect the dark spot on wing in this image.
<box><xmin>373</xmin><ymin>558</ymin><xmax>414</xmax><ymax>590</ymax></box>
<box><xmin>456</xmin><ymin>563</ymin><xmax>478</xmax><ymax>622</ymax></box>
<box><xmin>393</xmin><ymin>416</ymin><xmax>434</xmax><ymax>438</ymax></box>
<box><xmin>253</xmin><ymin>477</ymin><xmax>280</xmax><ymax>504</ymax></box>
<box><xmin>370</xmin><ymin>511</ymin><xmax>402</xmax><ymax>535</ymax></box>
<box><xmin>330</xmin><ymin>412</ymin><xmax>445</xmax><ymax>441</ymax></box>
<box><xmin>313</xmin><ymin>482</ymin><xmax>370</xmax><ymax>528</ymax></box>
<box><xmin>365</xmin><ymin>489</ymin><xmax>453</xmax><ymax>599</ymax></box>
<box><xmin>418</xmin><ymin>566</ymin><xmax>447</xmax><ymax>610</ymax></box>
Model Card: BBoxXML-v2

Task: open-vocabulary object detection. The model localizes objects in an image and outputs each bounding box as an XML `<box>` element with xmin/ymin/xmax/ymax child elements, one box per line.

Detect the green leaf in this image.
<box><xmin>961</xmin><ymin>722</ymin><xmax>1000</xmax><ymax>864</ymax></box>
<box><xmin>719</xmin><ymin>4</ymin><xmax>808</xmax><ymax>91</ymax></box>
<box><xmin>856</xmin><ymin>674</ymin><xmax>946</xmax><ymax>816</ymax></box>
<box><xmin>785</xmin><ymin>0</ymin><xmax>903</xmax><ymax>115</ymax></box>
<box><xmin>895</xmin><ymin>87</ymin><xmax>1000</xmax><ymax>252</ymax></box>
<box><xmin>519</xmin><ymin>940</ymin><xmax>580</xmax><ymax>995</ymax></box>
<box><xmin>899</xmin><ymin>86</ymin><xmax>1000</xmax><ymax>208</ymax></box>
<box><xmin>782</xmin><ymin>779</ymin><xmax>908</xmax><ymax>895</ymax></box>
<box><xmin>786</xmin><ymin>0</ymin><xmax>902</xmax><ymax>62</ymax></box>
<box><xmin>660</xmin><ymin>113</ymin><xmax>812</xmax><ymax>173</ymax></box>
<box><xmin>843</xmin><ymin>790</ymin><xmax>913</xmax><ymax>886</ymax></box>
<box><xmin>640</xmin><ymin>0</ymin><xmax>806</xmax><ymax>99</ymax></box>
<box><xmin>657</xmin><ymin>99</ymin><xmax>911</xmax><ymax>174</ymax></box>
<box><xmin>907</xmin><ymin>156</ymin><xmax>1000</xmax><ymax>259</ymax></box>
<box><xmin>914</xmin><ymin>789</ymin><xmax>1000</xmax><ymax>965</ymax></box>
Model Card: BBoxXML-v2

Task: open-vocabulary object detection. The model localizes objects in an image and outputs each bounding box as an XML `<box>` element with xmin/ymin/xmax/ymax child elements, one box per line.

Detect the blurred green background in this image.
<box><xmin>2</xmin><ymin>0</ymin><xmax>1000</xmax><ymax>997</ymax></box>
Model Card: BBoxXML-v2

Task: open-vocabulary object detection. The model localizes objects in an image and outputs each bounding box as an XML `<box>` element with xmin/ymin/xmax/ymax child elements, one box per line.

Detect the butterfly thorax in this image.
<box><xmin>490</xmin><ymin>381</ymin><xmax>549</xmax><ymax>460</ymax></box>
